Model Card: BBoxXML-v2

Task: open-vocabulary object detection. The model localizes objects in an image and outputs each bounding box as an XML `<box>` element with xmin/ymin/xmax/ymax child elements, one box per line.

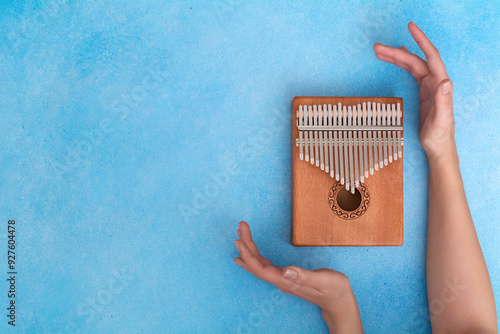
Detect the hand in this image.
<box><xmin>373</xmin><ymin>22</ymin><xmax>456</xmax><ymax>163</ymax></box>
<box><xmin>234</xmin><ymin>221</ymin><xmax>363</xmax><ymax>333</ymax></box>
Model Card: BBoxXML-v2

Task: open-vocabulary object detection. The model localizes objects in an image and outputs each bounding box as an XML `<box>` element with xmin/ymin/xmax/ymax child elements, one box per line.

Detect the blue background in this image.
<box><xmin>1</xmin><ymin>0</ymin><xmax>499</xmax><ymax>333</ymax></box>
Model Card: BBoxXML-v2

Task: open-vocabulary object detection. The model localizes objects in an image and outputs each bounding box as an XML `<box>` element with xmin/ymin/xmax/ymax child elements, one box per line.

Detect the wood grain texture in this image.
<box><xmin>291</xmin><ymin>97</ymin><xmax>404</xmax><ymax>246</ymax></box>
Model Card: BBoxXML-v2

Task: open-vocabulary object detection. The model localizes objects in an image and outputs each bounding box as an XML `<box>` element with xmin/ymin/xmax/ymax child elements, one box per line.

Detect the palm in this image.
<box><xmin>419</xmin><ymin>75</ymin><xmax>439</xmax><ymax>122</ymax></box>
<box><xmin>233</xmin><ymin>221</ymin><xmax>351</xmax><ymax>311</ymax></box>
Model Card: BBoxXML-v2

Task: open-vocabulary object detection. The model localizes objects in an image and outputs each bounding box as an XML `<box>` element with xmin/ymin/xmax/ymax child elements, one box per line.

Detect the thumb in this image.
<box><xmin>434</xmin><ymin>79</ymin><xmax>454</xmax><ymax>123</ymax></box>
<box><xmin>282</xmin><ymin>266</ymin><xmax>325</xmax><ymax>288</ymax></box>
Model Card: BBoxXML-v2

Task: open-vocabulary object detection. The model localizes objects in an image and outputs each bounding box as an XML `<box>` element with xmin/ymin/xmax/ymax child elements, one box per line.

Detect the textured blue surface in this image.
<box><xmin>0</xmin><ymin>0</ymin><xmax>499</xmax><ymax>333</ymax></box>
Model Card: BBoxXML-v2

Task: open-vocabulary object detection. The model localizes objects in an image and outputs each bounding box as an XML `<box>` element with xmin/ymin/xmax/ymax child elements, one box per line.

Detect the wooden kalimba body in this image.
<box><xmin>291</xmin><ymin>97</ymin><xmax>403</xmax><ymax>246</ymax></box>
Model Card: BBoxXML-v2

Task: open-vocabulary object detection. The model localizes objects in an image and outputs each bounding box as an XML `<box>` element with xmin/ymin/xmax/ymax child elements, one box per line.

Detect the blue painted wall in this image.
<box><xmin>0</xmin><ymin>0</ymin><xmax>498</xmax><ymax>333</ymax></box>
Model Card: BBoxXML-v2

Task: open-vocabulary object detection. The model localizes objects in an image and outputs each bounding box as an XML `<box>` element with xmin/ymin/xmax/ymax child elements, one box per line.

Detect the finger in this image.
<box><xmin>235</xmin><ymin>242</ymin><xmax>321</xmax><ymax>297</ymax></box>
<box><xmin>234</xmin><ymin>257</ymin><xmax>250</xmax><ymax>271</ymax></box>
<box><xmin>237</xmin><ymin>221</ymin><xmax>261</xmax><ymax>257</ymax></box>
<box><xmin>235</xmin><ymin>240</ymin><xmax>281</xmax><ymax>283</ymax></box>
<box><xmin>408</xmin><ymin>22</ymin><xmax>448</xmax><ymax>77</ymax></box>
<box><xmin>235</xmin><ymin>255</ymin><xmax>271</xmax><ymax>280</ymax></box>
<box><xmin>375</xmin><ymin>53</ymin><xmax>422</xmax><ymax>85</ymax></box>
<box><xmin>374</xmin><ymin>43</ymin><xmax>429</xmax><ymax>78</ymax></box>
<box><xmin>375</xmin><ymin>53</ymin><xmax>423</xmax><ymax>84</ymax></box>
<box><xmin>375</xmin><ymin>52</ymin><xmax>395</xmax><ymax>64</ymax></box>
<box><xmin>400</xmin><ymin>45</ymin><xmax>409</xmax><ymax>52</ymax></box>
<box><xmin>375</xmin><ymin>53</ymin><xmax>410</xmax><ymax>71</ymax></box>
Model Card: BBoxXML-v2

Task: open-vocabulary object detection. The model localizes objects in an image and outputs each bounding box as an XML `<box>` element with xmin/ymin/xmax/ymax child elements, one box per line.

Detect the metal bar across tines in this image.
<box><xmin>297</xmin><ymin>125</ymin><xmax>403</xmax><ymax>131</ymax></box>
<box><xmin>296</xmin><ymin>102</ymin><xmax>402</xmax><ymax>193</ymax></box>
<box><xmin>295</xmin><ymin>138</ymin><xmax>404</xmax><ymax>145</ymax></box>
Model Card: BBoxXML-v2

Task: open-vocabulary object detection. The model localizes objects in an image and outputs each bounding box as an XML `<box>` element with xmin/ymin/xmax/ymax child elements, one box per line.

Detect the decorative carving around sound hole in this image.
<box><xmin>328</xmin><ymin>182</ymin><xmax>370</xmax><ymax>220</ymax></box>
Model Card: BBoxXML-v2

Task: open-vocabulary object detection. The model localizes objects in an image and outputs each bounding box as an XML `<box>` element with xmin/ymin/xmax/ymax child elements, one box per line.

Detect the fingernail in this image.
<box><xmin>237</xmin><ymin>229</ymin><xmax>241</xmax><ymax>238</ymax></box>
<box><xmin>234</xmin><ymin>240</ymin><xmax>240</xmax><ymax>251</ymax></box>
<box><xmin>238</xmin><ymin>222</ymin><xmax>242</xmax><ymax>229</ymax></box>
<box><xmin>283</xmin><ymin>268</ymin><xmax>298</xmax><ymax>280</ymax></box>
<box><xmin>442</xmin><ymin>81</ymin><xmax>451</xmax><ymax>95</ymax></box>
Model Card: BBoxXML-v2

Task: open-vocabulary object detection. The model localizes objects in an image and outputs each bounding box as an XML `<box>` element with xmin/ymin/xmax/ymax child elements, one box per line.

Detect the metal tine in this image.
<box><xmin>323</xmin><ymin>104</ymin><xmax>329</xmax><ymax>173</ymax></box>
<box><xmin>357</xmin><ymin>103</ymin><xmax>364</xmax><ymax>183</ymax></box>
<box><xmin>334</xmin><ymin>104</ymin><xmax>340</xmax><ymax>181</ymax></box>
<box><xmin>367</xmin><ymin>102</ymin><xmax>374</xmax><ymax>174</ymax></box>
<box><xmin>372</xmin><ymin>102</ymin><xmax>379</xmax><ymax>171</ymax></box>
<box><xmin>304</xmin><ymin>106</ymin><xmax>309</xmax><ymax>162</ymax></box>
<box><xmin>308</xmin><ymin>105</ymin><xmax>314</xmax><ymax>165</ymax></box>
<box><xmin>328</xmin><ymin>104</ymin><xmax>334</xmax><ymax>178</ymax></box>
<box><xmin>397</xmin><ymin>103</ymin><xmax>402</xmax><ymax>158</ymax></box>
<box><xmin>351</xmin><ymin>105</ymin><xmax>359</xmax><ymax>190</ymax></box>
<box><xmin>377</xmin><ymin>103</ymin><xmax>383</xmax><ymax>169</ymax></box>
<box><xmin>392</xmin><ymin>103</ymin><xmax>397</xmax><ymax>161</ymax></box>
<box><xmin>338</xmin><ymin>103</ymin><xmax>345</xmax><ymax>185</ymax></box>
<box><xmin>387</xmin><ymin>104</ymin><xmax>393</xmax><ymax>163</ymax></box>
<box><xmin>382</xmin><ymin>103</ymin><xmax>388</xmax><ymax>166</ymax></box>
<box><xmin>344</xmin><ymin>105</ymin><xmax>350</xmax><ymax>191</ymax></box>
<box><xmin>313</xmin><ymin>105</ymin><xmax>319</xmax><ymax>167</ymax></box>
<box><xmin>299</xmin><ymin>105</ymin><xmax>304</xmax><ymax>160</ymax></box>
<box><xmin>297</xmin><ymin>101</ymin><xmax>403</xmax><ymax>182</ymax></box>
<box><xmin>318</xmin><ymin>105</ymin><xmax>324</xmax><ymax>170</ymax></box>
<box><xmin>362</xmin><ymin>102</ymin><xmax>369</xmax><ymax>179</ymax></box>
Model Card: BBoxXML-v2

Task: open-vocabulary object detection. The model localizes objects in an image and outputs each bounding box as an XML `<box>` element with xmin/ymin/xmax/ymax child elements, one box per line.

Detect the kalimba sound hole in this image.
<box><xmin>336</xmin><ymin>187</ymin><xmax>362</xmax><ymax>212</ymax></box>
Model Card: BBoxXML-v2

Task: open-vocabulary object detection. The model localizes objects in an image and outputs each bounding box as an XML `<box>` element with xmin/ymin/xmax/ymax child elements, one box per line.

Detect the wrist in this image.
<box><xmin>322</xmin><ymin>290</ymin><xmax>363</xmax><ymax>333</ymax></box>
<box><xmin>426</xmin><ymin>144</ymin><xmax>459</xmax><ymax>169</ymax></box>
<box><xmin>426</xmin><ymin>140</ymin><xmax>458</xmax><ymax>167</ymax></box>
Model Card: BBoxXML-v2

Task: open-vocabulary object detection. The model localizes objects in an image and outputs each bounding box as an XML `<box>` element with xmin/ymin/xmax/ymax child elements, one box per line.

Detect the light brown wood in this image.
<box><xmin>291</xmin><ymin>97</ymin><xmax>404</xmax><ymax>246</ymax></box>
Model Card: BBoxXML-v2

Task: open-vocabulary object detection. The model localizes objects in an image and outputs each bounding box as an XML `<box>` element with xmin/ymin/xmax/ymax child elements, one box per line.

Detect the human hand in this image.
<box><xmin>373</xmin><ymin>22</ymin><xmax>456</xmax><ymax>163</ymax></box>
<box><xmin>234</xmin><ymin>221</ymin><xmax>363</xmax><ymax>333</ymax></box>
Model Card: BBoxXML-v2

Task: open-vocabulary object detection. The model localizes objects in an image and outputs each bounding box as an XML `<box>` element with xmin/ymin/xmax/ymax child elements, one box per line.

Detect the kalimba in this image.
<box><xmin>291</xmin><ymin>97</ymin><xmax>403</xmax><ymax>246</ymax></box>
